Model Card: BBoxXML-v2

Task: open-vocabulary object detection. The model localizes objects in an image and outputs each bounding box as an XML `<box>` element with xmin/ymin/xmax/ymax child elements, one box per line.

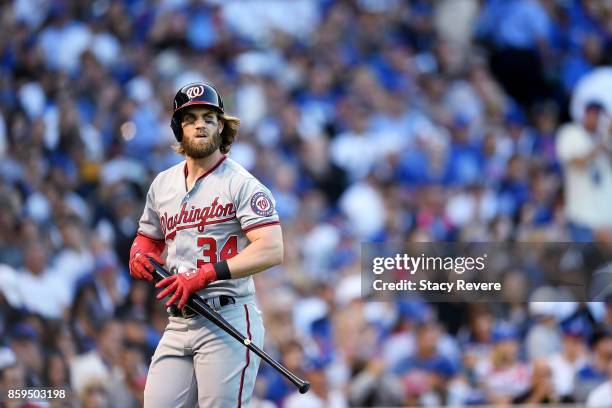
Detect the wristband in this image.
<box><xmin>213</xmin><ymin>260</ymin><xmax>232</xmax><ymax>280</ymax></box>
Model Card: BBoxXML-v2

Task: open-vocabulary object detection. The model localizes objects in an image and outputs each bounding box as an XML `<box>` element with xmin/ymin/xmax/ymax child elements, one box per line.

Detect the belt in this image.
<box><xmin>167</xmin><ymin>295</ymin><xmax>236</xmax><ymax>318</ymax></box>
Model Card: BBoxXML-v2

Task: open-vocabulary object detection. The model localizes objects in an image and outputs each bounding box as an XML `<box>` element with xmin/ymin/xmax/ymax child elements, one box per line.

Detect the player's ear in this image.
<box><xmin>218</xmin><ymin>117</ymin><xmax>224</xmax><ymax>134</ymax></box>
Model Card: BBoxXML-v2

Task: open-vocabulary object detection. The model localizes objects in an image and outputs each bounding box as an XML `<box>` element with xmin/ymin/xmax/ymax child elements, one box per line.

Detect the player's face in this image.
<box><xmin>180</xmin><ymin>107</ymin><xmax>224</xmax><ymax>159</ymax></box>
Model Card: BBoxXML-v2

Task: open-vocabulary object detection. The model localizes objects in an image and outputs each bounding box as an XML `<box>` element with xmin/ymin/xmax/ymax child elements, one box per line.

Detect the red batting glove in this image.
<box><xmin>129</xmin><ymin>234</ymin><xmax>165</xmax><ymax>282</ymax></box>
<box><xmin>129</xmin><ymin>252</ymin><xmax>165</xmax><ymax>282</ymax></box>
<box><xmin>155</xmin><ymin>264</ymin><xmax>217</xmax><ymax>309</ymax></box>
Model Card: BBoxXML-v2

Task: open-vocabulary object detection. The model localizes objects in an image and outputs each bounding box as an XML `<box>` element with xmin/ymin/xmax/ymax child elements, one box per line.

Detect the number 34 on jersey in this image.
<box><xmin>196</xmin><ymin>235</ymin><xmax>238</xmax><ymax>267</ymax></box>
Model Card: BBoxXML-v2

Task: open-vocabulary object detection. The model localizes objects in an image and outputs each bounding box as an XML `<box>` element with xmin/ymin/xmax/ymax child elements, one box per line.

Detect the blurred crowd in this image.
<box><xmin>1</xmin><ymin>0</ymin><xmax>612</xmax><ymax>406</ymax></box>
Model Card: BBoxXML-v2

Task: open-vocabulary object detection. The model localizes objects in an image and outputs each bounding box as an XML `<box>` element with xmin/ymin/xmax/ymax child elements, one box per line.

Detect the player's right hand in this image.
<box><xmin>129</xmin><ymin>252</ymin><xmax>165</xmax><ymax>282</ymax></box>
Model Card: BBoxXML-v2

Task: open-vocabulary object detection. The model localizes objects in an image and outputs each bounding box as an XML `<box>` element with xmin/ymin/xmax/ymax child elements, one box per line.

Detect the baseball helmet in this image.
<box><xmin>170</xmin><ymin>82</ymin><xmax>224</xmax><ymax>141</ymax></box>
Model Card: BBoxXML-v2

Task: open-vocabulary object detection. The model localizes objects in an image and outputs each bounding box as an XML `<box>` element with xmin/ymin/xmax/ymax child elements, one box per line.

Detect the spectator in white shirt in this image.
<box><xmin>70</xmin><ymin>319</ymin><xmax>136</xmax><ymax>408</ymax></box>
<box><xmin>53</xmin><ymin>216</ymin><xmax>94</xmax><ymax>298</ymax></box>
<box><xmin>548</xmin><ymin>315</ymin><xmax>590</xmax><ymax>400</ymax></box>
<box><xmin>331</xmin><ymin>106</ymin><xmax>381</xmax><ymax>182</ymax></box>
<box><xmin>556</xmin><ymin>101</ymin><xmax>612</xmax><ymax>242</ymax></box>
<box><xmin>586</xmin><ymin>358</ymin><xmax>612</xmax><ymax>408</ymax></box>
<box><xmin>476</xmin><ymin>323</ymin><xmax>531</xmax><ymax>404</ymax></box>
<box><xmin>16</xmin><ymin>242</ymin><xmax>71</xmax><ymax>320</ymax></box>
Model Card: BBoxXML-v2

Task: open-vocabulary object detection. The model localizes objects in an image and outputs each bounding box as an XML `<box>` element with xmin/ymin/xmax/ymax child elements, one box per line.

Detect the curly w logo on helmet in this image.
<box><xmin>185</xmin><ymin>85</ymin><xmax>205</xmax><ymax>99</ymax></box>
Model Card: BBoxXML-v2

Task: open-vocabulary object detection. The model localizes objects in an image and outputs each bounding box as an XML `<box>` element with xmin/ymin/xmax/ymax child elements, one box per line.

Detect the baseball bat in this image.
<box><xmin>147</xmin><ymin>257</ymin><xmax>310</xmax><ymax>394</ymax></box>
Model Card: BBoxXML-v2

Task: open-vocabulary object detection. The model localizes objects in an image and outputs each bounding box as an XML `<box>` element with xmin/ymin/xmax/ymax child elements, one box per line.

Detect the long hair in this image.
<box><xmin>218</xmin><ymin>113</ymin><xmax>240</xmax><ymax>154</ymax></box>
<box><xmin>174</xmin><ymin>113</ymin><xmax>240</xmax><ymax>155</ymax></box>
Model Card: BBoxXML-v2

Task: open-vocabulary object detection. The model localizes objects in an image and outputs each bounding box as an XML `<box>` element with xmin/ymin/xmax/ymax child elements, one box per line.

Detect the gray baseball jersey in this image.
<box><xmin>137</xmin><ymin>155</ymin><xmax>280</xmax><ymax>299</ymax></box>
<box><xmin>140</xmin><ymin>155</ymin><xmax>276</xmax><ymax>408</ymax></box>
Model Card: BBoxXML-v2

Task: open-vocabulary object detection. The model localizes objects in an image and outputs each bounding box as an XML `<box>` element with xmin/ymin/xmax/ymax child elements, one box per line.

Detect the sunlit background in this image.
<box><xmin>0</xmin><ymin>0</ymin><xmax>611</xmax><ymax>406</ymax></box>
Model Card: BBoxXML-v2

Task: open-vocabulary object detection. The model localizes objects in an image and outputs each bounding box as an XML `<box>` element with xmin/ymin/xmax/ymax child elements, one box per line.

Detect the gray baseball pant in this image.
<box><xmin>144</xmin><ymin>295</ymin><xmax>264</xmax><ymax>408</ymax></box>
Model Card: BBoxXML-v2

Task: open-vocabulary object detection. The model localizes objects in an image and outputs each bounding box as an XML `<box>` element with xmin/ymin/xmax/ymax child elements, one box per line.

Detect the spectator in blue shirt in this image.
<box><xmin>574</xmin><ymin>330</ymin><xmax>612</xmax><ymax>402</ymax></box>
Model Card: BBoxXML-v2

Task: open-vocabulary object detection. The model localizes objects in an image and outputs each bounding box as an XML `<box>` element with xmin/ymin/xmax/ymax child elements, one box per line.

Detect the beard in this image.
<box><xmin>181</xmin><ymin>131</ymin><xmax>222</xmax><ymax>159</ymax></box>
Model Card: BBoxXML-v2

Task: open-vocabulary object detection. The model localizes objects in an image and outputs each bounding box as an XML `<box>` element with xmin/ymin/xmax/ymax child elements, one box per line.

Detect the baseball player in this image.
<box><xmin>128</xmin><ymin>82</ymin><xmax>283</xmax><ymax>407</ymax></box>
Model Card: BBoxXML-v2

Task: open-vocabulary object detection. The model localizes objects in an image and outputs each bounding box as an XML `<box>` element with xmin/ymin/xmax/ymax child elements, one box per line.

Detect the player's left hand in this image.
<box><xmin>155</xmin><ymin>264</ymin><xmax>217</xmax><ymax>309</ymax></box>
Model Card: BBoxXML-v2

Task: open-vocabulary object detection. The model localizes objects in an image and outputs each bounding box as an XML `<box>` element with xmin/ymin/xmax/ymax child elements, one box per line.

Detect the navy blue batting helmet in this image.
<box><xmin>170</xmin><ymin>82</ymin><xmax>224</xmax><ymax>141</ymax></box>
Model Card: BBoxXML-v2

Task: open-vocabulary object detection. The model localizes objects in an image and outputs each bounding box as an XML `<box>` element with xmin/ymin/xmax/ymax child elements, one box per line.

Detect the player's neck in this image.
<box><xmin>185</xmin><ymin>150</ymin><xmax>224</xmax><ymax>185</ymax></box>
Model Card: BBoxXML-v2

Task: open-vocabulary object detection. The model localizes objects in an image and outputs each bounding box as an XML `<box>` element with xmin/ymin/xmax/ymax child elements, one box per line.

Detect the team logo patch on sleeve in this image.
<box><xmin>250</xmin><ymin>192</ymin><xmax>274</xmax><ymax>217</ymax></box>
